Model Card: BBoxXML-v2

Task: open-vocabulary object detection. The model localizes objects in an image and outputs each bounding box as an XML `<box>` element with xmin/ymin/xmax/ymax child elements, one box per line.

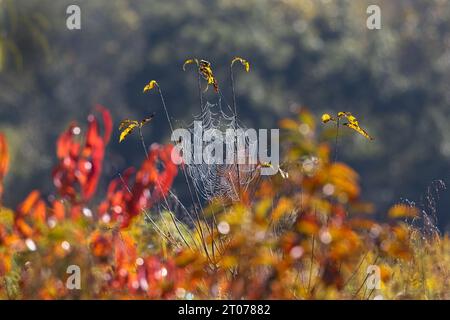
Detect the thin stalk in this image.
<box><xmin>366</xmin><ymin>287</ymin><xmax>376</xmax><ymax>300</ymax></box>
<box><xmin>192</xmin><ymin>71</ymin><xmax>221</xmax><ymax>263</ymax></box>
<box><xmin>308</xmin><ymin>207</ymin><xmax>318</xmax><ymax>294</ymax></box>
<box><xmin>138</xmin><ymin>127</ymin><xmax>149</xmax><ymax>159</ymax></box>
<box><xmin>334</xmin><ymin>118</ymin><xmax>340</xmax><ymax>163</ymax></box>
<box><xmin>343</xmin><ymin>251</ymin><xmax>368</xmax><ymax>289</ymax></box>
<box><xmin>353</xmin><ymin>254</ymin><xmax>379</xmax><ymax>299</ymax></box>
<box><xmin>307</xmin><ymin>234</ymin><xmax>315</xmax><ymax>294</ymax></box>
<box><xmin>230</xmin><ymin>65</ymin><xmax>242</xmax><ymax>198</ymax></box>
<box><xmin>154</xmin><ymin>83</ymin><xmax>213</xmax><ymax>262</ymax></box>
<box><xmin>134</xmin><ymin>137</ymin><xmax>177</xmax><ymax>244</ymax></box>
<box><xmin>198</xmin><ymin>72</ymin><xmax>203</xmax><ymax>111</ymax></box>
<box><xmin>117</xmin><ymin>172</ymin><xmax>176</xmax><ymax>246</ymax></box>
<box><xmin>167</xmin><ymin>189</ymin><xmax>203</xmax><ymax>248</ymax></box>
<box><xmin>138</xmin><ymin>126</ymin><xmax>191</xmax><ymax>250</ymax></box>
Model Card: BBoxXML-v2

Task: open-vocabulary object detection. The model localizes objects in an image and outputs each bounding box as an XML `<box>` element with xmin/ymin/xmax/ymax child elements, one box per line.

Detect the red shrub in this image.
<box><xmin>98</xmin><ymin>143</ymin><xmax>178</xmax><ymax>228</ymax></box>
<box><xmin>52</xmin><ymin>105</ymin><xmax>112</xmax><ymax>203</ymax></box>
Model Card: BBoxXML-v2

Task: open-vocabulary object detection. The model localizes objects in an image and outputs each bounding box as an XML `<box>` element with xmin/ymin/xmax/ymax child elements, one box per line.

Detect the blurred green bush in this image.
<box><xmin>0</xmin><ymin>0</ymin><xmax>449</xmax><ymax>230</ymax></box>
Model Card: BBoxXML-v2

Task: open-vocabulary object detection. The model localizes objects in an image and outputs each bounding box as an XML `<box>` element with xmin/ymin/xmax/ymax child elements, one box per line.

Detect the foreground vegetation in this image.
<box><xmin>4</xmin><ymin>0</ymin><xmax>450</xmax><ymax>227</ymax></box>
<box><xmin>0</xmin><ymin>99</ymin><xmax>448</xmax><ymax>299</ymax></box>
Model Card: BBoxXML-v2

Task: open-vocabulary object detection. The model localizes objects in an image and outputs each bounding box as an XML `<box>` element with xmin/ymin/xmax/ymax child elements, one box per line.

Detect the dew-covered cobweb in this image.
<box><xmin>179</xmin><ymin>100</ymin><xmax>260</xmax><ymax>202</ymax></box>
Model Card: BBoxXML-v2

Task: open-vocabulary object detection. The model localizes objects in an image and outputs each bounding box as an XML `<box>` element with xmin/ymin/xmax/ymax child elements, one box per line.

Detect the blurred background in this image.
<box><xmin>1</xmin><ymin>0</ymin><xmax>449</xmax><ymax>231</ymax></box>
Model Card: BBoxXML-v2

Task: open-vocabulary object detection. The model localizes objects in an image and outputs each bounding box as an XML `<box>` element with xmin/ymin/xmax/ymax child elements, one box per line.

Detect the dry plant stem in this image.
<box><xmin>3</xmin><ymin>279</ymin><xmax>11</xmax><ymax>300</ymax></box>
<box><xmin>197</xmin><ymin>72</ymin><xmax>203</xmax><ymax>111</ymax></box>
<box><xmin>353</xmin><ymin>254</ymin><xmax>379</xmax><ymax>299</ymax></box>
<box><xmin>366</xmin><ymin>287</ymin><xmax>376</xmax><ymax>300</ymax></box>
<box><xmin>308</xmin><ymin>233</ymin><xmax>315</xmax><ymax>294</ymax></box>
<box><xmin>125</xmin><ymin>131</ymin><xmax>177</xmax><ymax>245</ymax></box>
<box><xmin>194</xmin><ymin>71</ymin><xmax>221</xmax><ymax>264</ymax></box>
<box><xmin>342</xmin><ymin>251</ymin><xmax>368</xmax><ymax>289</ymax></box>
<box><xmin>334</xmin><ymin>118</ymin><xmax>340</xmax><ymax>163</ymax></box>
<box><xmin>420</xmin><ymin>243</ymin><xmax>429</xmax><ymax>298</ymax></box>
<box><xmin>157</xmin><ymin>82</ymin><xmax>215</xmax><ymax>263</ymax></box>
<box><xmin>138</xmin><ymin>126</ymin><xmax>192</xmax><ymax>250</ymax></box>
<box><xmin>308</xmin><ymin>207</ymin><xmax>318</xmax><ymax>294</ymax></box>
<box><xmin>167</xmin><ymin>189</ymin><xmax>203</xmax><ymax>249</ymax></box>
<box><xmin>230</xmin><ymin>65</ymin><xmax>242</xmax><ymax>198</ymax></box>
<box><xmin>138</xmin><ymin>127</ymin><xmax>149</xmax><ymax>159</ymax></box>
<box><xmin>134</xmin><ymin>128</ymin><xmax>191</xmax><ymax>249</ymax></box>
<box><xmin>118</xmin><ymin>172</ymin><xmax>175</xmax><ymax>246</ymax></box>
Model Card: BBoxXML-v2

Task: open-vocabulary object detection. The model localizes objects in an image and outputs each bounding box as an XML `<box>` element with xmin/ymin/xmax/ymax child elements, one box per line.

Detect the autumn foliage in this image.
<box><xmin>0</xmin><ymin>107</ymin><xmax>448</xmax><ymax>300</ymax></box>
<box><xmin>0</xmin><ymin>134</ymin><xmax>8</xmax><ymax>202</ymax></box>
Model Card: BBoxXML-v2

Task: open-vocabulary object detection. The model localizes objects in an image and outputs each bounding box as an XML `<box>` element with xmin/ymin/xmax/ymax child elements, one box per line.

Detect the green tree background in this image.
<box><xmin>1</xmin><ymin>0</ymin><xmax>449</xmax><ymax>230</ymax></box>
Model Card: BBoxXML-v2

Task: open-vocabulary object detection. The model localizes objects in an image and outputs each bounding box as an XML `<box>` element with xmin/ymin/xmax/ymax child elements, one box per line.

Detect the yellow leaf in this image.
<box><xmin>260</xmin><ymin>161</ymin><xmax>272</xmax><ymax>168</ymax></box>
<box><xmin>321</xmin><ymin>113</ymin><xmax>334</xmax><ymax>123</ymax></box>
<box><xmin>175</xmin><ymin>250</ymin><xmax>199</xmax><ymax>267</ymax></box>
<box><xmin>118</xmin><ymin>119</ymin><xmax>136</xmax><ymax>131</ymax></box>
<box><xmin>119</xmin><ymin>122</ymin><xmax>138</xmax><ymax>143</ymax></box>
<box><xmin>199</xmin><ymin>59</ymin><xmax>219</xmax><ymax>92</ymax></box>
<box><xmin>118</xmin><ymin>114</ymin><xmax>155</xmax><ymax>143</ymax></box>
<box><xmin>343</xmin><ymin>122</ymin><xmax>373</xmax><ymax>140</ymax></box>
<box><xmin>220</xmin><ymin>255</ymin><xmax>238</xmax><ymax>268</ymax></box>
<box><xmin>255</xmin><ymin>198</ymin><xmax>272</xmax><ymax>219</ymax></box>
<box><xmin>297</xmin><ymin>219</ymin><xmax>319</xmax><ymax>235</ymax></box>
<box><xmin>388</xmin><ymin>204</ymin><xmax>419</xmax><ymax>219</ymax></box>
<box><xmin>183</xmin><ymin>58</ymin><xmax>199</xmax><ymax>71</ymax></box>
<box><xmin>323</xmin><ymin>111</ymin><xmax>373</xmax><ymax>140</ymax></box>
<box><xmin>143</xmin><ymin>80</ymin><xmax>158</xmax><ymax>93</ymax></box>
<box><xmin>271</xmin><ymin>197</ymin><xmax>293</xmax><ymax>222</ymax></box>
<box><xmin>183</xmin><ymin>58</ymin><xmax>219</xmax><ymax>92</ymax></box>
<box><xmin>279</xmin><ymin>118</ymin><xmax>299</xmax><ymax>130</ymax></box>
<box><xmin>231</xmin><ymin>57</ymin><xmax>250</xmax><ymax>72</ymax></box>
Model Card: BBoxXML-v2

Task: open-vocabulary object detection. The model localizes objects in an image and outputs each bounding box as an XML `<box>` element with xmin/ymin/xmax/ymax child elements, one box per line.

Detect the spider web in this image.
<box><xmin>182</xmin><ymin>100</ymin><xmax>259</xmax><ymax>202</ymax></box>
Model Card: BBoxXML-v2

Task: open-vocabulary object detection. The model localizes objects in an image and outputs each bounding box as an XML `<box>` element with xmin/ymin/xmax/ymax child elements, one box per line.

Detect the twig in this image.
<box><xmin>230</xmin><ymin>64</ymin><xmax>242</xmax><ymax>198</ymax></box>
<box><xmin>334</xmin><ymin>118</ymin><xmax>340</xmax><ymax>163</ymax></box>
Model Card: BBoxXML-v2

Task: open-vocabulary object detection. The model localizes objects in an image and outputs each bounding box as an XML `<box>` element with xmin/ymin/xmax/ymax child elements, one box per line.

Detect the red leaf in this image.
<box><xmin>53</xmin><ymin>106</ymin><xmax>112</xmax><ymax>202</ymax></box>
<box><xmin>95</xmin><ymin>104</ymin><xmax>113</xmax><ymax>144</ymax></box>
<box><xmin>56</xmin><ymin>123</ymin><xmax>79</xmax><ymax>159</ymax></box>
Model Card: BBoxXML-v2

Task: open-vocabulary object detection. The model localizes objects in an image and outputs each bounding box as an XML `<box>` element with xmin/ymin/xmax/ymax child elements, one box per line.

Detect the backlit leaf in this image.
<box><xmin>199</xmin><ymin>59</ymin><xmax>219</xmax><ymax>92</ymax></box>
<box><xmin>322</xmin><ymin>111</ymin><xmax>373</xmax><ymax>140</ymax></box>
<box><xmin>231</xmin><ymin>57</ymin><xmax>250</xmax><ymax>72</ymax></box>
<box><xmin>182</xmin><ymin>58</ymin><xmax>199</xmax><ymax>71</ymax></box>
<box><xmin>183</xmin><ymin>58</ymin><xmax>219</xmax><ymax>92</ymax></box>
<box><xmin>339</xmin><ymin>112</ymin><xmax>373</xmax><ymax>140</ymax></box>
<box><xmin>119</xmin><ymin>119</ymin><xmax>137</xmax><ymax>131</ymax></box>
<box><xmin>119</xmin><ymin>122</ymin><xmax>138</xmax><ymax>143</ymax></box>
<box><xmin>321</xmin><ymin>113</ymin><xmax>334</xmax><ymax>123</ymax></box>
<box><xmin>388</xmin><ymin>204</ymin><xmax>419</xmax><ymax>219</ymax></box>
<box><xmin>143</xmin><ymin>80</ymin><xmax>158</xmax><ymax>93</ymax></box>
<box><xmin>118</xmin><ymin>114</ymin><xmax>155</xmax><ymax>143</ymax></box>
<box><xmin>343</xmin><ymin>122</ymin><xmax>373</xmax><ymax>140</ymax></box>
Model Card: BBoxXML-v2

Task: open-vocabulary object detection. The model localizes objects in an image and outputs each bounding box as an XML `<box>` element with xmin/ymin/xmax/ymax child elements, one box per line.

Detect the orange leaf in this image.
<box><xmin>33</xmin><ymin>200</ymin><xmax>47</xmax><ymax>223</ymax></box>
<box><xmin>18</xmin><ymin>190</ymin><xmax>41</xmax><ymax>215</ymax></box>
<box><xmin>52</xmin><ymin>200</ymin><xmax>65</xmax><ymax>221</ymax></box>
<box><xmin>15</xmin><ymin>218</ymin><xmax>34</xmax><ymax>238</ymax></box>
<box><xmin>388</xmin><ymin>204</ymin><xmax>419</xmax><ymax>219</ymax></box>
<box><xmin>0</xmin><ymin>133</ymin><xmax>9</xmax><ymax>200</ymax></box>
